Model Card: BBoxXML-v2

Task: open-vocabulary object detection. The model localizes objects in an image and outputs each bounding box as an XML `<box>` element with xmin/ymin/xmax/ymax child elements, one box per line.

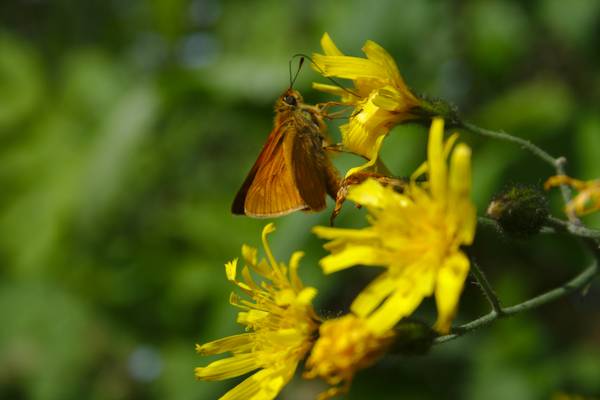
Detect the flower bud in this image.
<box><xmin>390</xmin><ymin>320</ymin><xmax>436</xmax><ymax>355</ymax></box>
<box><xmin>487</xmin><ymin>184</ymin><xmax>549</xmax><ymax>237</ymax></box>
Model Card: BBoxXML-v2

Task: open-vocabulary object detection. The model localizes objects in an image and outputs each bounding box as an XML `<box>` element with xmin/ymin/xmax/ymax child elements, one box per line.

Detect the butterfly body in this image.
<box><xmin>232</xmin><ymin>89</ymin><xmax>339</xmax><ymax>217</ymax></box>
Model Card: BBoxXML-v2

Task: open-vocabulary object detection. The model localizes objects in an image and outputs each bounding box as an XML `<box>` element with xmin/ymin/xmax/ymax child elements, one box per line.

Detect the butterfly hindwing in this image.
<box><xmin>291</xmin><ymin>124</ymin><xmax>328</xmax><ymax>211</ymax></box>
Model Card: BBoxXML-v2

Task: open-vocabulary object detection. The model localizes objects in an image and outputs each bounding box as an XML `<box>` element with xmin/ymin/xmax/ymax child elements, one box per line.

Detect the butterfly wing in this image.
<box><xmin>231</xmin><ymin>123</ymin><xmax>307</xmax><ymax>217</ymax></box>
<box><xmin>291</xmin><ymin>124</ymin><xmax>331</xmax><ymax>212</ymax></box>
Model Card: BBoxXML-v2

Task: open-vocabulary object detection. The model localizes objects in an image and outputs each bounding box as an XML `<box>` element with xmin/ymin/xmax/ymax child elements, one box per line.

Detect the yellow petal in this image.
<box><xmin>434</xmin><ymin>251</ymin><xmax>470</xmax><ymax>334</ymax></box>
<box><xmin>341</xmin><ymin>102</ymin><xmax>384</xmax><ymax>158</ymax></box>
<box><xmin>241</xmin><ymin>245</ymin><xmax>257</xmax><ymax>266</ymax></box>
<box><xmin>226</xmin><ymin>260</ymin><xmax>255</xmax><ymax>293</ymax></box>
<box><xmin>274</xmin><ymin>288</ymin><xmax>296</xmax><ymax>306</ymax></box>
<box><xmin>346</xmin><ymin>178</ymin><xmax>403</xmax><ymax>209</ymax></box>
<box><xmin>195</xmin><ymin>353</ymin><xmax>260</xmax><ymax>381</ymax></box>
<box><xmin>371</xmin><ymin>86</ymin><xmax>407</xmax><ymax>111</ymax></box>
<box><xmin>365</xmin><ymin>285</ymin><xmax>424</xmax><ymax>335</ymax></box>
<box><xmin>427</xmin><ymin>117</ymin><xmax>447</xmax><ymax>201</ymax></box>
<box><xmin>312</xmin><ymin>82</ymin><xmax>358</xmax><ymax>104</ymax></box>
<box><xmin>238</xmin><ymin>309</ymin><xmax>268</xmax><ymax>325</ymax></box>
<box><xmin>312</xmin><ymin>54</ymin><xmax>389</xmax><ymax>81</ymax></box>
<box><xmin>448</xmin><ymin>143</ymin><xmax>476</xmax><ymax>245</ymax></box>
<box><xmin>342</xmin><ymin>127</ymin><xmax>386</xmax><ymax>177</ymax></box>
<box><xmin>320</xmin><ymin>32</ymin><xmax>344</xmax><ymax>56</ymax></box>
<box><xmin>288</xmin><ymin>251</ymin><xmax>305</xmax><ymax>291</ymax></box>
<box><xmin>241</xmin><ymin>266</ymin><xmax>260</xmax><ymax>292</ymax></box>
<box><xmin>313</xmin><ymin>225</ymin><xmax>378</xmax><ymax>241</ymax></box>
<box><xmin>196</xmin><ymin>333</ymin><xmax>256</xmax><ymax>356</ymax></box>
<box><xmin>225</xmin><ymin>259</ymin><xmax>238</xmax><ymax>282</ymax></box>
<box><xmin>220</xmin><ymin>366</ymin><xmax>295</xmax><ymax>400</ymax></box>
<box><xmin>448</xmin><ymin>143</ymin><xmax>471</xmax><ymax>202</ymax></box>
<box><xmin>297</xmin><ymin>287</ymin><xmax>318</xmax><ymax>305</ymax></box>
<box><xmin>544</xmin><ymin>175</ymin><xmax>587</xmax><ymax>191</ymax></box>
<box><xmin>250</xmin><ymin>258</ymin><xmax>271</xmax><ymax>278</ymax></box>
<box><xmin>261</xmin><ymin>223</ymin><xmax>278</xmax><ymax>270</ymax></box>
<box><xmin>319</xmin><ymin>245</ymin><xmax>389</xmax><ymax>274</ymax></box>
<box><xmin>411</xmin><ymin>132</ymin><xmax>458</xmax><ymax>183</ymax></box>
<box><xmin>362</xmin><ymin>40</ymin><xmax>403</xmax><ymax>87</ymax></box>
<box><xmin>350</xmin><ymin>273</ymin><xmax>397</xmax><ymax>317</ymax></box>
<box><xmin>344</xmin><ymin>153</ymin><xmax>379</xmax><ymax>178</ymax></box>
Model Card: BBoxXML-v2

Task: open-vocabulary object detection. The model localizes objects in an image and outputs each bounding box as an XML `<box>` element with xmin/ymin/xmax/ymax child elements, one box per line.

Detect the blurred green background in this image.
<box><xmin>1</xmin><ymin>0</ymin><xmax>599</xmax><ymax>399</ymax></box>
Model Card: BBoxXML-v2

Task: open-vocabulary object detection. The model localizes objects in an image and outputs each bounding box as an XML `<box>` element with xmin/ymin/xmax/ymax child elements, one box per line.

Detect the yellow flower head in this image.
<box><xmin>312</xmin><ymin>33</ymin><xmax>421</xmax><ymax>176</ymax></box>
<box><xmin>195</xmin><ymin>223</ymin><xmax>319</xmax><ymax>400</ymax></box>
<box><xmin>313</xmin><ymin>118</ymin><xmax>476</xmax><ymax>334</ymax></box>
<box><xmin>303</xmin><ymin>314</ymin><xmax>395</xmax><ymax>400</ymax></box>
<box><xmin>544</xmin><ymin>175</ymin><xmax>600</xmax><ymax>217</ymax></box>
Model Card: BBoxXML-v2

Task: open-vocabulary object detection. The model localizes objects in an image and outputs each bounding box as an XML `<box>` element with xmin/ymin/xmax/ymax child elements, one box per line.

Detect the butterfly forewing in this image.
<box><xmin>232</xmin><ymin>123</ymin><xmax>307</xmax><ymax>217</ymax></box>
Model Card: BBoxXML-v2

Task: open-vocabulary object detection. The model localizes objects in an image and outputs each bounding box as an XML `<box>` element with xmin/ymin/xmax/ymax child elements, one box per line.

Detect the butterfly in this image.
<box><xmin>231</xmin><ymin>88</ymin><xmax>340</xmax><ymax>217</ymax></box>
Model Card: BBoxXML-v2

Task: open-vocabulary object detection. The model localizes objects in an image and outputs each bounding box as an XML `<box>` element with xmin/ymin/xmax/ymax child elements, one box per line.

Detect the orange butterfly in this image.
<box><xmin>232</xmin><ymin>88</ymin><xmax>339</xmax><ymax>217</ymax></box>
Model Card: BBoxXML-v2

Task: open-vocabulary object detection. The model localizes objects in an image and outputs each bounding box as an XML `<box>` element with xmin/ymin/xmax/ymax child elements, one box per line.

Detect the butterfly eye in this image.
<box><xmin>283</xmin><ymin>95</ymin><xmax>297</xmax><ymax>106</ymax></box>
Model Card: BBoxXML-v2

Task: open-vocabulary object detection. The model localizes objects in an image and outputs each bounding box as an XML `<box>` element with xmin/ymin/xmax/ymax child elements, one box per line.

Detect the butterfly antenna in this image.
<box><xmin>291</xmin><ymin>53</ymin><xmax>360</xmax><ymax>99</ymax></box>
<box><xmin>289</xmin><ymin>56</ymin><xmax>304</xmax><ymax>89</ymax></box>
<box><xmin>288</xmin><ymin>58</ymin><xmax>293</xmax><ymax>88</ymax></box>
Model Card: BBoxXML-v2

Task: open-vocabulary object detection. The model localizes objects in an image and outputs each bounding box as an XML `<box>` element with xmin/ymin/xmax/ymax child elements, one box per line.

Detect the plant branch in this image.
<box><xmin>434</xmin><ymin>259</ymin><xmax>599</xmax><ymax>344</ymax></box>
<box><xmin>477</xmin><ymin>216</ymin><xmax>600</xmax><ymax>240</ymax></box>
<box><xmin>460</xmin><ymin>121</ymin><xmax>582</xmax><ymax>223</ymax></box>
<box><xmin>545</xmin><ymin>216</ymin><xmax>600</xmax><ymax>239</ymax></box>
<box><xmin>459</xmin><ymin>121</ymin><xmax>557</xmax><ymax>167</ymax></box>
<box><xmin>469</xmin><ymin>260</ymin><xmax>504</xmax><ymax>314</ymax></box>
<box><xmin>554</xmin><ymin>157</ymin><xmax>582</xmax><ymax>225</ymax></box>
<box><xmin>433</xmin><ymin>121</ymin><xmax>600</xmax><ymax>346</ymax></box>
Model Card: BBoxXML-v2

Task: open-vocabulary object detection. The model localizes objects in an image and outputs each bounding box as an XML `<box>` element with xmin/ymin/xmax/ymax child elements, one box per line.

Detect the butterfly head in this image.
<box><xmin>276</xmin><ymin>89</ymin><xmax>304</xmax><ymax>112</ymax></box>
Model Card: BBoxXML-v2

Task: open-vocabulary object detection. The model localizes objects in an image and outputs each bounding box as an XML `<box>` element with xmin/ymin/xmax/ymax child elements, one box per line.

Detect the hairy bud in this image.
<box><xmin>487</xmin><ymin>184</ymin><xmax>549</xmax><ymax>237</ymax></box>
<box><xmin>390</xmin><ymin>320</ymin><xmax>436</xmax><ymax>355</ymax></box>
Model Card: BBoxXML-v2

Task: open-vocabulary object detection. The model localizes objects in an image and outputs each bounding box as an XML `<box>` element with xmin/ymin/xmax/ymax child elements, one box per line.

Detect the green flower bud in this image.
<box><xmin>487</xmin><ymin>184</ymin><xmax>549</xmax><ymax>237</ymax></box>
<box><xmin>390</xmin><ymin>320</ymin><xmax>436</xmax><ymax>355</ymax></box>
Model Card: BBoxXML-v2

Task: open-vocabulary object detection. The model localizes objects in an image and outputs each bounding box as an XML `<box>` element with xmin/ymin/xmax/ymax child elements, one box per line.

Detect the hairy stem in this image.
<box><xmin>435</xmin><ymin>259</ymin><xmax>599</xmax><ymax>344</ymax></box>
<box><xmin>477</xmin><ymin>216</ymin><xmax>600</xmax><ymax>239</ymax></box>
<box><xmin>460</xmin><ymin>121</ymin><xmax>580</xmax><ymax>222</ymax></box>
<box><xmin>469</xmin><ymin>260</ymin><xmax>504</xmax><ymax>314</ymax></box>
<box><xmin>460</xmin><ymin>121</ymin><xmax>556</xmax><ymax>166</ymax></box>
<box><xmin>432</xmin><ymin>121</ymin><xmax>600</xmax><ymax>345</ymax></box>
<box><xmin>545</xmin><ymin>216</ymin><xmax>600</xmax><ymax>239</ymax></box>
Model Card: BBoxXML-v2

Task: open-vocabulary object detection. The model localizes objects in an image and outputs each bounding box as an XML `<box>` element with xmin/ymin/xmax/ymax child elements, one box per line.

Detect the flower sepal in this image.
<box><xmin>413</xmin><ymin>93</ymin><xmax>461</xmax><ymax>127</ymax></box>
<box><xmin>389</xmin><ymin>319</ymin><xmax>437</xmax><ymax>356</ymax></box>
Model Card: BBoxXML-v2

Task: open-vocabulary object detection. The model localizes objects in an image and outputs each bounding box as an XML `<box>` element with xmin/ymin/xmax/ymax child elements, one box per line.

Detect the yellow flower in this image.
<box><xmin>195</xmin><ymin>223</ymin><xmax>319</xmax><ymax>400</ymax></box>
<box><xmin>313</xmin><ymin>118</ymin><xmax>476</xmax><ymax>334</ymax></box>
<box><xmin>544</xmin><ymin>175</ymin><xmax>600</xmax><ymax>217</ymax></box>
<box><xmin>303</xmin><ymin>314</ymin><xmax>395</xmax><ymax>400</ymax></box>
<box><xmin>312</xmin><ymin>33</ymin><xmax>422</xmax><ymax>176</ymax></box>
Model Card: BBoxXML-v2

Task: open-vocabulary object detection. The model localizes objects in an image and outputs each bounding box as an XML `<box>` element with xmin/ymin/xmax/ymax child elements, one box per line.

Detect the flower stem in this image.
<box><xmin>546</xmin><ymin>216</ymin><xmax>600</xmax><ymax>239</ymax></box>
<box><xmin>469</xmin><ymin>260</ymin><xmax>504</xmax><ymax>314</ymax></box>
<box><xmin>433</xmin><ymin>120</ymin><xmax>600</xmax><ymax>345</ymax></box>
<box><xmin>477</xmin><ymin>216</ymin><xmax>600</xmax><ymax>239</ymax></box>
<box><xmin>459</xmin><ymin>121</ymin><xmax>556</xmax><ymax>167</ymax></box>
<box><xmin>459</xmin><ymin>121</ymin><xmax>582</xmax><ymax>223</ymax></box>
<box><xmin>434</xmin><ymin>259</ymin><xmax>599</xmax><ymax>344</ymax></box>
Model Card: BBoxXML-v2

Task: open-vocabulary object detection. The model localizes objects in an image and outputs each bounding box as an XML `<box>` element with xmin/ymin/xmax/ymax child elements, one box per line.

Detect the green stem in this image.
<box><xmin>545</xmin><ymin>217</ymin><xmax>600</xmax><ymax>238</ymax></box>
<box><xmin>477</xmin><ymin>216</ymin><xmax>600</xmax><ymax>239</ymax></box>
<box><xmin>435</xmin><ymin>259</ymin><xmax>598</xmax><ymax>344</ymax></box>
<box><xmin>460</xmin><ymin>121</ymin><xmax>581</xmax><ymax>223</ymax></box>
<box><xmin>460</xmin><ymin>121</ymin><xmax>557</xmax><ymax>167</ymax></box>
<box><xmin>433</xmin><ymin>121</ymin><xmax>600</xmax><ymax>345</ymax></box>
<box><xmin>469</xmin><ymin>260</ymin><xmax>504</xmax><ymax>314</ymax></box>
<box><xmin>477</xmin><ymin>217</ymin><xmax>600</xmax><ymax>240</ymax></box>
<box><xmin>554</xmin><ymin>157</ymin><xmax>582</xmax><ymax>225</ymax></box>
